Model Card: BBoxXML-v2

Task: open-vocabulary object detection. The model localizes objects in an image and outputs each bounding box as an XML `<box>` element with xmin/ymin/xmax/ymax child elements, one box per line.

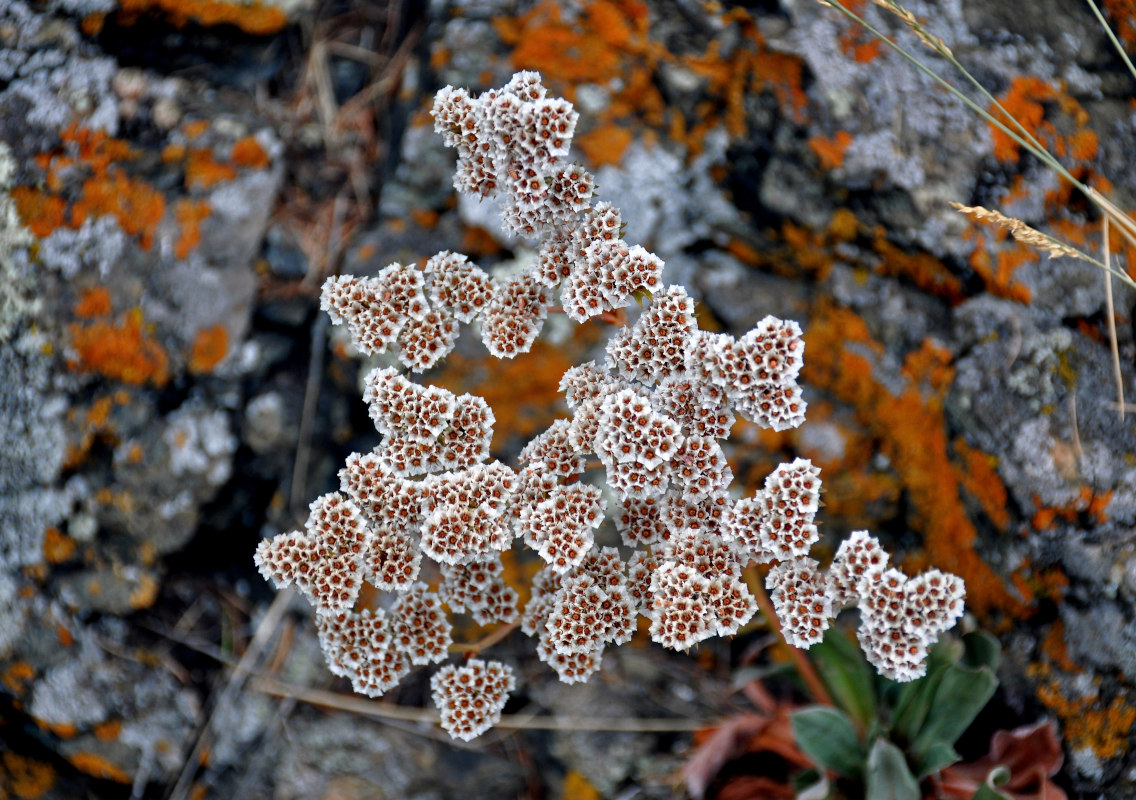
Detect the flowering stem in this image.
<box><xmin>547</xmin><ymin>306</ymin><xmax>628</xmax><ymax>326</ymax></box>
<box><xmin>746</xmin><ymin>566</ymin><xmax>834</xmax><ymax>707</ymax></box>
<box><xmin>449</xmin><ymin>620</ymin><xmax>519</xmax><ymax>655</ymax></box>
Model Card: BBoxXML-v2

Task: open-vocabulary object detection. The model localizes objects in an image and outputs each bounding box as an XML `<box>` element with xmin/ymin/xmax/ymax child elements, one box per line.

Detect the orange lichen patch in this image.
<box><xmin>174</xmin><ymin>199</ymin><xmax>211</xmax><ymax>260</ymax></box>
<box><xmin>42</xmin><ymin>528</ymin><xmax>77</xmax><ymax>565</ymax></box>
<box><xmin>989</xmin><ymin>77</ymin><xmax>1055</xmax><ymax>163</ymax></box>
<box><xmin>988</xmin><ymin>76</ymin><xmax>1096</xmax><ymax>165</ymax></box>
<box><xmin>1049</xmin><ymin>217</ymin><xmax>1093</xmax><ymax>248</ymax></box>
<box><xmin>804</xmin><ymin>302</ymin><xmax>1020</xmax><ymax>616</ymax></box>
<box><xmin>951</xmin><ymin>437</ymin><xmax>1010</xmax><ymax>530</ymax></box>
<box><xmin>72</xmin><ymin>170</ymin><xmax>166</xmax><ymax>250</ymax></box>
<box><xmin>184</xmin><ymin>148</ymin><xmax>238</xmax><ymax>190</ymax></box>
<box><xmin>161</xmin><ymin>143</ymin><xmax>187</xmax><ymax>163</ymax></box>
<box><xmin>575</xmin><ymin>123</ymin><xmax>634</xmax><ymax>167</ymax></box>
<box><xmin>497</xmin><ymin>1</ymin><xmax>645</xmax><ymax>89</ymax></box>
<box><xmin>116</xmin><ymin>0</ymin><xmax>287</xmax><ymax>35</ymax></box>
<box><xmin>1104</xmin><ymin>0</ymin><xmax>1136</xmax><ymax>51</ymax></box>
<box><xmin>181</xmin><ymin>121</ymin><xmax>209</xmax><ymax>142</ymax></box>
<box><xmin>129</xmin><ymin>573</ymin><xmax>160</xmax><ymax>610</ymax></box>
<box><xmin>839</xmin><ymin>25</ymin><xmax>883</xmax><ymax>63</ymax></box>
<box><xmin>1031</xmin><ymin>486</ymin><xmax>1113</xmax><ymax>530</ymax></box>
<box><xmin>1067</xmin><ymin>128</ymin><xmax>1099</xmax><ymax>161</ymax></box>
<box><xmin>0</xmin><ymin>751</ymin><xmax>56</xmax><ymax>799</ymax></box>
<box><xmin>81</xmin><ymin>12</ymin><xmax>107</xmax><ymax>36</ymax></box>
<box><xmin>499</xmin><ymin>2</ymin><xmax>807</xmax><ymax>163</ymax></box>
<box><xmin>230</xmin><ymin>135</ymin><xmax>270</xmax><ymax>168</ymax></box>
<box><xmin>1</xmin><ymin>662</ymin><xmax>35</xmax><ymax>694</ymax></box>
<box><xmin>561</xmin><ymin>770</ymin><xmax>602</xmax><ymax>800</ymax></box>
<box><xmin>967</xmin><ymin>233</ymin><xmax>1035</xmax><ymax>304</ymax></box>
<box><xmin>409</xmin><ymin>208</ymin><xmax>440</xmax><ymax>229</ymax></box>
<box><xmin>69</xmin><ymin>309</ymin><xmax>170</xmax><ymax>387</ymax></box>
<box><xmin>56</xmin><ymin>625</ymin><xmax>74</xmax><ymax>648</ymax></box>
<box><xmin>61</xmin><ymin>123</ymin><xmax>135</xmax><ymax>164</ymax></box>
<box><xmin>460</xmin><ymin>224</ymin><xmax>506</xmax><ymax>258</ymax></box>
<box><xmin>724</xmin><ymin>238</ymin><xmax>762</xmax><ymax>267</ymax></box>
<box><xmin>188</xmin><ymin>324</ymin><xmax>229</xmax><ymax>374</ymax></box>
<box><xmin>808</xmin><ymin>130</ymin><xmax>853</xmax><ymax>170</ymax></box>
<box><xmin>872</xmin><ymin>227</ymin><xmax>966</xmax><ymax>304</ymax></box>
<box><xmin>435</xmin><ymin>340</ymin><xmax>574</xmax><ymax>449</ymax></box>
<box><xmin>68</xmin><ymin>752</ymin><xmax>130</xmax><ymax>784</ymax></box>
<box><xmin>23</xmin><ymin>126</ymin><xmax>166</xmax><ymax>247</ymax></box>
<box><xmin>74</xmin><ymin>287</ymin><xmax>113</xmax><ymax>320</ymax></box>
<box><xmin>10</xmin><ymin>187</ymin><xmax>67</xmax><ymax>238</ymax></box>
<box><xmin>93</xmin><ymin>720</ymin><xmax>122</xmax><ymax>743</ymax></box>
<box><xmin>1034</xmin><ymin>674</ymin><xmax>1136</xmax><ymax>760</ymax></box>
<box><xmin>1041</xmin><ymin>621</ymin><xmax>1080</xmax><ymax>673</ymax></box>
<box><xmin>1009</xmin><ymin>561</ymin><xmax>1069</xmax><ymax>608</ymax></box>
<box><xmin>499</xmin><ymin>549</ymin><xmax>539</xmax><ymax>609</ymax></box>
<box><xmin>40</xmin><ymin>721</ymin><xmax>77</xmax><ymax>739</ymax></box>
<box><xmin>779</xmin><ymin>221</ymin><xmax>835</xmax><ymax>278</ymax></box>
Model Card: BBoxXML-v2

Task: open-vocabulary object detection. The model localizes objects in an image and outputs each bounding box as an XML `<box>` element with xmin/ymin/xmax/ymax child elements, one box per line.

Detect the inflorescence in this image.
<box><xmin>253</xmin><ymin>71</ymin><xmax>966</xmax><ymax>741</ymax></box>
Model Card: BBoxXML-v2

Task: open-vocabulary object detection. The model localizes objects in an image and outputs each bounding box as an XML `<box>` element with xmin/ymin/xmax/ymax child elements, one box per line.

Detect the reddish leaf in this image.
<box><xmin>685</xmin><ymin>714</ymin><xmax>772</xmax><ymax>800</ymax></box>
<box><xmin>939</xmin><ymin>720</ymin><xmax>1067</xmax><ymax>800</ymax></box>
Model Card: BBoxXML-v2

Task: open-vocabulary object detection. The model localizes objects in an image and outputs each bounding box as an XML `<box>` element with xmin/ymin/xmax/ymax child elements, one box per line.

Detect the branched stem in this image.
<box><xmin>746</xmin><ymin>566</ymin><xmax>833</xmax><ymax>707</ymax></box>
<box><xmin>449</xmin><ymin>620</ymin><xmax>519</xmax><ymax>654</ymax></box>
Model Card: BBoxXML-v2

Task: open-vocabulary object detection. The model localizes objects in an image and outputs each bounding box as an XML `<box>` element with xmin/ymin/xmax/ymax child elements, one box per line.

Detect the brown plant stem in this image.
<box><xmin>547</xmin><ymin>305</ymin><xmax>628</xmax><ymax>326</ymax></box>
<box><xmin>449</xmin><ymin>620</ymin><xmax>519</xmax><ymax>654</ymax></box>
<box><xmin>745</xmin><ymin>566</ymin><xmax>834</xmax><ymax>707</ymax></box>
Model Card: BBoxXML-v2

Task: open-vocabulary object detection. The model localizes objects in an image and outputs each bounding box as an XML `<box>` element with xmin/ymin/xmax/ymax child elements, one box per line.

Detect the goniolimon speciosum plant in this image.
<box><xmin>253</xmin><ymin>70</ymin><xmax>965</xmax><ymax>742</ymax></box>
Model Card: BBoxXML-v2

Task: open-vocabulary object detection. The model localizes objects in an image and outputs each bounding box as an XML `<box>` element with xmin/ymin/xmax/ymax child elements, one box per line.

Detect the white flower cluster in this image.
<box><xmin>829</xmin><ymin>531</ymin><xmax>965</xmax><ymax>681</ymax></box>
<box><xmin>430</xmin><ymin>659</ymin><xmax>515</xmax><ymax>741</ymax></box>
<box><xmin>253</xmin><ymin>72</ymin><xmax>967</xmax><ymax>741</ymax></box>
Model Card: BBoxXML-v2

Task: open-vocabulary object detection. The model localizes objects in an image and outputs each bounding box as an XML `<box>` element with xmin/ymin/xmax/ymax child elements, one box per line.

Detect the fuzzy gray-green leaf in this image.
<box><xmin>791</xmin><ymin>706</ymin><xmax>865</xmax><ymax>777</ymax></box>
<box><xmin>865</xmin><ymin>738</ymin><xmax>920</xmax><ymax>800</ymax></box>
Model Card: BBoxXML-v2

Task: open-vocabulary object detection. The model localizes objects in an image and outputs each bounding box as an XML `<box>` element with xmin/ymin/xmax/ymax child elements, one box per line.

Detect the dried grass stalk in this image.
<box><xmin>949</xmin><ymin>202</ymin><xmax>1090</xmax><ymax>262</ymax></box>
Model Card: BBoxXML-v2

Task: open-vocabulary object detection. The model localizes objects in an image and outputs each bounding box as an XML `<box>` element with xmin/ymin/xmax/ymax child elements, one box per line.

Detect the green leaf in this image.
<box><xmin>810</xmin><ymin>627</ymin><xmax>877</xmax><ymax>730</ymax></box>
<box><xmin>865</xmin><ymin>738</ymin><xmax>921</xmax><ymax>800</ymax></box>
<box><xmin>970</xmin><ymin>786</ymin><xmax>1012</xmax><ymax>800</ymax></box>
<box><xmin>791</xmin><ymin>707</ymin><xmax>866</xmax><ymax>778</ymax></box>
<box><xmin>914</xmin><ymin>741</ymin><xmax>960</xmax><ymax>778</ymax></box>
<box><xmin>891</xmin><ymin>637</ymin><xmax>970</xmax><ymax>745</ymax></box>
<box><xmin>961</xmin><ymin>631</ymin><xmax>1001</xmax><ymax>672</ymax></box>
<box><xmin>911</xmin><ymin>663</ymin><xmax>997</xmax><ymax>756</ymax></box>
